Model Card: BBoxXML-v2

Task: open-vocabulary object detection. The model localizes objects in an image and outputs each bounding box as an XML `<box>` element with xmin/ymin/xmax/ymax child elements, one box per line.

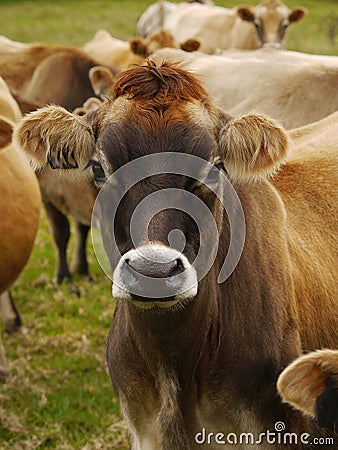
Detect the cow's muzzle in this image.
<box><xmin>112</xmin><ymin>244</ymin><xmax>198</xmax><ymax>308</ymax></box>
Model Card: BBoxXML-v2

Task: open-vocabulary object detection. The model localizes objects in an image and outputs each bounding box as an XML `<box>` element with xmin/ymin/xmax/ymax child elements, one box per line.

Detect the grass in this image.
<box><xmin>1</xmin><ymin>210</ymin><xmax>129</xmax><ymax>449</ymax></box>
<box><xmin>0</xmin><ymin>0</ymin><xmax>337</xmax><ymax>54</ymax></box>
<box><xmin>0</xmin><ymin>1</ymin><xmax>337</xmax><ymax>449</ymax></box>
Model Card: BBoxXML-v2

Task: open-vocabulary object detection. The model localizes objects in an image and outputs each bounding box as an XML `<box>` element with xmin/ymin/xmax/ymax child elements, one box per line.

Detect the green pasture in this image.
<box><xmin>0</xmin><ymin>0</ymin><xmax>337</xmax><ymax>54</ymax></box>
<box><xmin>0</xmin><ymin>1</ymin><xmax>337</xmax><ymax>449</ymax></box>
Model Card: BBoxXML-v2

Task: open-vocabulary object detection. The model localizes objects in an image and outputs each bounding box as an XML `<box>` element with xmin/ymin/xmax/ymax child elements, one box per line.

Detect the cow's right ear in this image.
<box><xmin>89</xmin><ymin>66</ymin><xmax>115</xmax><ymax>99</ymax></box>
<box><xmin>218</xmin><ymin>113</ymin><xmax>289</xmax><ymax>182</ymax></box>
<box><xmin>13</xmin><ymin>105</ymin><xmax>95</xmax><ymax>172</ymax></box>
<box><xmin>236</xmin><ymin>6</ymin><xmax>255</xmax><ymax>22</ymax></box>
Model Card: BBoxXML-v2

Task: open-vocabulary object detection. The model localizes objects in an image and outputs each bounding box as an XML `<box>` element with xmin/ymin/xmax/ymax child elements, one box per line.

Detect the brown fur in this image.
<box><xmin>0</xmin><ymin>41</ymin><xmax>107</xmax><ymax>113</ymax></box>
<box><xmin>113</xmin><ymin>60</ymin><xmax>208</xmax><ymax>105</ymax></box>
<box><xmin>0</xmin><ymin>79</ymin><xmax>41</xmax><ymax>377</ymax></box>
<box><xmin>14</xmin><ymin>62</ymin><xmax>337</xmax><ymax>448</ymax></box>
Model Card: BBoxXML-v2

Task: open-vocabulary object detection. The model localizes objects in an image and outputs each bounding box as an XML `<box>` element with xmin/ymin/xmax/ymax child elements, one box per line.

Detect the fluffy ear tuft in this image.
<box><xmin>0</xmin><ymin>116</ymin><xmax>14</xmax><ymax>149</ymax></box>
<box><xmin>13</xmin><ymin>105</ymin><xmax>95</xmax><ymax>172</ymax></box>
<box><xmin>277</xmin><ymin>349</ymin><xmax>338</xmax><ymax>417</ymax></box>
<box><xmin>219</xmin><ymin>113</ymin><xmax>289</xmax><ymax>182</ymax></box>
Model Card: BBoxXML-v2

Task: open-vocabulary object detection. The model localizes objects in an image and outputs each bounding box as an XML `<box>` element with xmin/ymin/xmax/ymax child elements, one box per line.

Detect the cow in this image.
<box><xmin>0</xmin><ymin>41</ymin><xmax>110</xmax><ymax>284</ymax></box>
<box><xmin>83</xmin><ymin>29</ymin><xmax>200</xmax><ymax>71</ymax></box>
<box><xmin>137</xmin><ymin>0</ymin><xmax>307</xmax><ymax>53</ymax></box>
<box><xmin>136</xmin><ymin>0</ymin><xmax>215</xmax><ymax>39</ymax></box>
<box><xmin>14</xmin><ymin>62</ymin><xmax>337</xmax><ymax>449</ymax></box>
<box><xmin>0</xmin><ymin>76</ymin><xmax>41</xmax><ymax>378</ymax></box>
<box><xmin>36</xmin><ymin>98</ymin><xmax>102</xmax><ymax>285</ymax></box>
<box><xmin>150</xmin><ymin>47</ymin><xmax>338</xmax><ymax>129</ymax></box>
<box><xmin>277</xmin><ymin>349</ymin><xmax>338</xmax><ymax>432</ymax></box>
<box><xmin>0</xmin><ymin>41</ymin><xmax>111</xmax><ymax>112</ymax></box>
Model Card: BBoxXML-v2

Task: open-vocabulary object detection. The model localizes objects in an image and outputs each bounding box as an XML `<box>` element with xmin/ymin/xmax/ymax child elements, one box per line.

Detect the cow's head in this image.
<box><xmin>237</xmin><ymin>0</ymin><xmax>307</xmax><ymax>49</ymax></box>
<box><xmin>14</xmin><ymin>62</ymin><xmax>288</xmax><ymax>309</ymax></box>
<box><xmin>130</xmin><ymin>29</ymin><xmax>200</xmax><ymax>57</ymax></box>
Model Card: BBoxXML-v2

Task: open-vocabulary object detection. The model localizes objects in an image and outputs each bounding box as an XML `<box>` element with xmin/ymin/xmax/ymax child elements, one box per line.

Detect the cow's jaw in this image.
<box><xmin>112</xmin><ymin>244</ymin><xmax>198</xmax><ymax>309</ymax></box>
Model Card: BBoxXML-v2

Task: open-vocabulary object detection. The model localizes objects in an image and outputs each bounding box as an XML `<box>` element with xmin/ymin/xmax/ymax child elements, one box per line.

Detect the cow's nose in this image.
<box><xmin>125</xmin><ymin>256</ymin><xmax>184</xmax><ymax>279</ymax></box>
<box><xmin>262</xmin><ymin>42</ymin><xmax>282</xmax><ymax>50</ymax></box>
<box><xmin>112</xmin><ymin>245</ymin><xmax>198</xmax><ymax>304</ymax></box>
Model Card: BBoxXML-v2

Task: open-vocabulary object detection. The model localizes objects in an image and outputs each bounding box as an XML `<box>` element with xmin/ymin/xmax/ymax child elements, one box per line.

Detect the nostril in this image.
<box><xmin>170</xmin><ymin>258</ymin><xmax>185</xmax><ymax>277</ymax></box>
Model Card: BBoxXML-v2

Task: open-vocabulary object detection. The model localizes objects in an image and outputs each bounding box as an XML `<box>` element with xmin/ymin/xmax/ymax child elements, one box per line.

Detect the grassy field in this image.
<box><xmin>0</xmin><ymin>0</ymin><xmax>337</xmax><ymax>54</ymax></box>
<box><xmin>0</xmin><ymin>1</ymin><xmax>337</xmax><ymax>449</ymax></box>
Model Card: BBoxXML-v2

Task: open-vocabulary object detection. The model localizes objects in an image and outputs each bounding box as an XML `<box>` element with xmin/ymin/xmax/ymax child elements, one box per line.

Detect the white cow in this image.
<box><xmin>150</xmin><ymin>48</ymin><xmax>338</xmax><ymax>129</ymax></box>
<box><xmin>137</xmin><ymin>0</ymin><xmax>306</xmax><ymax>53</ymax></box>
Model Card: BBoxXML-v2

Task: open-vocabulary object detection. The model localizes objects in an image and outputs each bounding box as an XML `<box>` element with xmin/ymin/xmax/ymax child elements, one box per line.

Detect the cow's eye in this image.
<box><xmin>85</xmin><ymin>160</ymin><xmax>107</xmax><ymax>183</ymax></box>
<box><xmin>92</xmin><ymin>162</ymin><xmax>106</xmax><ymax>183</ymax></box>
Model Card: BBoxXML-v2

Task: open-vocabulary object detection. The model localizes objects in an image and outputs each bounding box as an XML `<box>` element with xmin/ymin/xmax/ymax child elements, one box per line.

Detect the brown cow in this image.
<box><xmin>37</xmin><ymin>98</ymin><xmax>102</xmax><ymax>284</ymax></box>
<box><xmin>0</xmin><ymin>77</ymin><xmax>41</xmax><ymax>377</ymax></box>
<box><xmin>0</xmin><ymin>41</ymin><xmax>110</xmax><ymax>112</ymax></box>
<box><xmin>14</xmin><ymin>62</ymin><xmax>337</xmax><ymax>448</ymax></box>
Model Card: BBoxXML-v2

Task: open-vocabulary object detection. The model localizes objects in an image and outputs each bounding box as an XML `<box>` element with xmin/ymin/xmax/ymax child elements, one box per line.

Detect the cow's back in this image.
<box><xmin>0</xmin><ymin>143</ymin><xmax>41</xmax><ymax>292</ymax></box>
<box><xmin>164</xmin><ymin>3</ymin><xmax>237</xmax><ymax>53</ymax></box>
<box><xmin>272</xmin><ymin>129</ymin><xmax>338</xmax><ymax>350</ymax></box>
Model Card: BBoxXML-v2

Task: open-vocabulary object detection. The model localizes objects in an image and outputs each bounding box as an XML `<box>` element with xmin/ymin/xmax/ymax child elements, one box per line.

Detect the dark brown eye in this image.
<box><xmin>92</xmin><ymin>162</ymin><xmax>106</xmax><ymax>183</ymax></box>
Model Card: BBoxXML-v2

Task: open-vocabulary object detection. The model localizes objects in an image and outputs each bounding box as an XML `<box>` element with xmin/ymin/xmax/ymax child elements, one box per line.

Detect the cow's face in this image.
<box><xmin>14</xmin><ymin>62</ymin><xmax>289</xmax><ymax>309</ymax></box>
<box><xmin>237</xmin><ymin>1</ymin><xmax>306</xmax><ymax>49</ymax></box>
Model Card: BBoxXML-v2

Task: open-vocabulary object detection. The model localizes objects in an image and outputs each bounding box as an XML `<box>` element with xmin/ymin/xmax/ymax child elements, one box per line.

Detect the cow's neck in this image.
<box><xmin>126</xmin><ymin>275</ymin><xmax>219</xmax><ymax>386</ymax></box>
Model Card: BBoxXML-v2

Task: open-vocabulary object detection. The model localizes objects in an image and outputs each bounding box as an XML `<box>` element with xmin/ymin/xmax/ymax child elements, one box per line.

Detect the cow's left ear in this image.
<box><xmin>13</xmin><ymin>105</ymin><xmax>96</xmax><ymax>172</ymax></box>
<box><xmin>289</xmin><ymin>7</ymin><xmax>307</xmax><ymax>24</ymax></box>
<box><xmin>277</xmin><ymin>349</ymin><xmax>338</xmax><ymax>417</ymax></box>
<box><xmin>218</xmin><ymin>113</ymin><xmax>289</xmax><ymax>182</ymax></box>
<box><xmin>236</xmin><ymin>7</ymin><xmax>255</xmax><ymax>23</ymax></box>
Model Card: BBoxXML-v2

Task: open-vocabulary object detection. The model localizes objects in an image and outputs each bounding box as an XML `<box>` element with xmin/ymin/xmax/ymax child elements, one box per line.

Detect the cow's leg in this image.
<box><xmin>44</xmin><ymin>201</ymin><xmax>71</xmax><ymax>284</ymax></box>
<box><xmin>0</xmin><ymin>291</ymin><xmax>22</xmax><ymax>333</ymax></box>
<box><xmin>0</xmin><ymin>334</ymin><xmax>9</xmax><ymax>379</ymax></box>
<box><xmin>71</xmin><ymin>222</ymin><xmax>92</xmax><ymax>281</ymax></box>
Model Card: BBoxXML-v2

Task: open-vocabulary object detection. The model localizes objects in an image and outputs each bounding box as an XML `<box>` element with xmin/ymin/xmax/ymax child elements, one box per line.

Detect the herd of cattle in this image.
<box><xmin>0</xmin><ymin>0</ymin><xmax>337</xmax><ymax>448</ymax></box>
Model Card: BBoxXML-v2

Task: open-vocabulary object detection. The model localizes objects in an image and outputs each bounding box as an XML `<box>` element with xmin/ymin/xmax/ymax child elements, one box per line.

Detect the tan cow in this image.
<box><xmin>151</xmin><ymin>47</ymin><xmax>338</xmax><ymax>129</ymax></box>
<box><xmin>0</xmin><ymin>77</ymin><xmax>41</xmax><ymax>377</ymax></box>
<box><xmin>277</xmin><ymin>349</ymin><xmax>338</xmax><ymax>432</ymax></box>
<box><xmin>137</xmin><ymin>0</ymin><xmax>306</xmax><ymax>53</ymax></box>
<box><xmin>0</xmin><ymin>40</ymin><xmax>110</xmax><ymax>112</ymax></box>
<box><xmin>83</xmin><ymin>29</ymin><xmax>200</xmax><ymax>71</ymax></box>
<box><xmin>14</xmin><ymin>62</ymin><xmax>337</xmax><ymax>448</ymax></box>
<box><xmin>36</xmin><ymin>98</ymin><xmax>102</xmax><ymax>285</ymax></box>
